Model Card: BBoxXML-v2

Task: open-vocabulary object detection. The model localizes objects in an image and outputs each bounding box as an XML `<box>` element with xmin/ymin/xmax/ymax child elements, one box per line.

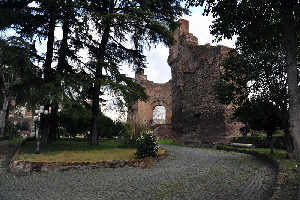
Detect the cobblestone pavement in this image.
<box><xmin>0</xmin><ymin>144</ymin><xmax>276</xmax><ymax>200</ymax></box>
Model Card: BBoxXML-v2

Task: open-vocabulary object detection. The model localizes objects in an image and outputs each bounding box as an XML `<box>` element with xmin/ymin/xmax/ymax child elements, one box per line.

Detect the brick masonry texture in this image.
<box><xmin>128</xmin><ymin>19</ymin><xmax>243</xmax><ymax>145</ymax></box>
<box><xmin>127</xmin><ymin>71</ymin><xmax>173</xmax><ymax>139</ymax></box>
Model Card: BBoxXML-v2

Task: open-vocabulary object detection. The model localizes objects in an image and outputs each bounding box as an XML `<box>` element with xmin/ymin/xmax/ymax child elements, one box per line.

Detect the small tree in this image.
<box><xmin>213</xmin><ymin>49</ymin><xmax>292</xmax><ymax>158</ymax></box>
<box><xmin>98</xmin><ymin>113</ymin><xmax>115</xmax><ymax>139</ymax></box>
<box><xmin>15</xmin><ymin>121</ymin><xmax>31</xmax><ymax>132</ymax></box>
<box><xmin>58</xmin><ymin>102</ymin><xmax>92</xmax><ymax>138</ymax></box>
<box><xmin>4</xmin><ymin>121</ymin><xmax>18</xmax><ymax>140</ymax></box>
<box><xmin>119</xmin><ymin>123</ymin><xmax>148</xmax><ymax>148</ymax></box>
<box><xmin>234</xmin><ymin>99</ymin><xmax>283</xmax><ymax>154</ymax></box>
<box><xmin>0</xmin><ymin>37</ymin><xmax>38</xmax><ymax>137</ymax></box>
<box><xmin>114</xmin><ymin>121</ymin><xmax>126</xmax><ymax>137</ymax></box>
<box><xmin>135</xmin><ymin>131</ymin><xmax>159</xmax><ymax>158</ymax></box>
<box><xmin>98</xmin><ymin>115</ymin><xmax>126</xmax><ymax>139</ymax></box>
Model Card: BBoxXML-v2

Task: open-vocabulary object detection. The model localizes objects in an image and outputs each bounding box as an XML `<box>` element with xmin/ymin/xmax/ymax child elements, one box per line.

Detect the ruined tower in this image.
<box><xmin>168</xmin><ymin>19</ymin><xmax>240</xmax><ymax>145</ymax></box>
<box><xmin>127</xmin><ymin>19</ymin><xmax>241</xmax><ymax>144</ymax></box>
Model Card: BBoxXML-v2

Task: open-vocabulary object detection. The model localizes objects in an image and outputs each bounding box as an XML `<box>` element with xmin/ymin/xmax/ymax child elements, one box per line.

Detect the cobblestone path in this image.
<box><xmin>0</xmin><ymin>144</ymin><xmax>276</xmax><ymax>200</ymax></box>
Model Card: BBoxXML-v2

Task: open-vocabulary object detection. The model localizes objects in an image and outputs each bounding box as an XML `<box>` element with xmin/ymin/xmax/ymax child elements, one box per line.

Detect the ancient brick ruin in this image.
<box><xmin>127</xmin><ymin>71</ymin><xmax>173</xmax><ymax>139</ymax></box>
<box><xmin>127</xmin><ymin>19</ymin><xmax>242</xmax><ymax>145</ymax></box>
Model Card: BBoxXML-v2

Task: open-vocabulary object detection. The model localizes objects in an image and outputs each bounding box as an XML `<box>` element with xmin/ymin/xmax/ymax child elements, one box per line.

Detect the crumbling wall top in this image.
<box><xmin>168</xmin><ymin>19</ymin><xmax>198</xmax><ymax>65</ymax></box>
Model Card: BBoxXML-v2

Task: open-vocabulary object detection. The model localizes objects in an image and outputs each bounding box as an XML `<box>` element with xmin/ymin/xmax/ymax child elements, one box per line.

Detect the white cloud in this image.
<box><xmin>143</xmin><ymin>44</ymin><xmax>170</xmax><ymax>83</ymax></box>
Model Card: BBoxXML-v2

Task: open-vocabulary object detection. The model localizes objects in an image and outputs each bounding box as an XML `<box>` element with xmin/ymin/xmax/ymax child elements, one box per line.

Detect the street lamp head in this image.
<box><xmin>33</xmin><ymin>116</ymin><xmax>40</xmax><ymax>122</ymax></box>
<box><xmin>36</xmin><ymin>106</ymin><xmax>49</xmax><ymax>115</ymax></box>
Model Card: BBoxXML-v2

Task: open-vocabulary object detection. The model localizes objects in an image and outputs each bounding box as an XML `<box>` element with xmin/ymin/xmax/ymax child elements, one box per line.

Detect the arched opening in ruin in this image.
<box><xmin>153</xmin><ymin>105</ymin><xmax>166</xmax><ymax>124</ymax></box>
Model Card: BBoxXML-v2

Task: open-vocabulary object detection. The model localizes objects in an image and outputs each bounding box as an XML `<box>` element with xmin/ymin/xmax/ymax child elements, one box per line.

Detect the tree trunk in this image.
<box><xmin>282</xmin><ymin>0</ymin><xmax>300</xmax><ymax>196</ymax></box>
<box><xmin>49</xmin><ymin>4</ymin><xmax>71</xmax><ymax>142</ymax></box>
<box><xmin>285</xmin><ymin>131</ymin><xmax>293</xmax><ymax>158</ymax></box>
<box><xmin>90</xmin><ymin>82</ymin><xmax>101</xmax><ymax>145</ymax></box>
<box><xmin>89</xmin><ymin>4</ymin><xmax>112</xmax><ymax>144</ymax></box>
<box><xmin>49</xmin><ymin>102</ymin><xmax>58</xmax><ymax>142</ymax></box>
<box><xmin>282</xmin><ymin>117</ymin><xmax>293</xmax><ymax>159</ymax></box>
<box><xmin>57</xmin><ymin>2</ymin><xmax>70</xmax><ymax>74</ymax></box>
<box><xmin>40</xmin><ymin>110</ymin><xmax>50</xmax><ymax>145</ymax></box>
<box><xmin>279</xmin><ymin>103</ymin><xmax>293</xmax><ymax>158</ymax></box>
<box><xmin>0</xmin><ymin>95</ymin><xmax>9</xmax><ymax>137</ymax></box>
<box><xmin>267</xmin><ymin>133</ymin><xmax>274</xmax><ymax>154</ymax></box>
<box><xmin>41</xmin><ymin>5</ymin><xmax>57</xmax><ymax>145</ymax></box>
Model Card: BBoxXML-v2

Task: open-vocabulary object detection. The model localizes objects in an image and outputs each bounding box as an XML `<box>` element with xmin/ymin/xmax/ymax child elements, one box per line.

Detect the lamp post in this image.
<box><xmin>35</xmin><ymin>106</ymin><xmax>48</xmax><ymax>154</ymax></box>
<box><xmin>33</xmin><ymin>116</ymin><xmax>39</xmax><ymax>140</ymax></box>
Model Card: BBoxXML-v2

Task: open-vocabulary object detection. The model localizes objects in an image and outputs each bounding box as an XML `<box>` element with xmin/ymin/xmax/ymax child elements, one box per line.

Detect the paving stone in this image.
<box><xmin>0</xmin><ymin>144</ymin><xmax>276</xmax><ymax>200</ymax></box>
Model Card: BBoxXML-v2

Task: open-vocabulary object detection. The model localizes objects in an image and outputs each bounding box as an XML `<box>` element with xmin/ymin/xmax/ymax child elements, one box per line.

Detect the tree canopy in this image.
<box><xmin>0</xmin><ymin>36</ymin><xmax>40</xmax><ymax>136</ymax></box>
<box><xmin>214</xmin><ymin>45</ymin><xmax>289</xmax><ymax>154</ymax></box>
<box><xmin>1</xmin><ymin>0</ymin><xmax>189</xmax><ymax>145</ymax></box>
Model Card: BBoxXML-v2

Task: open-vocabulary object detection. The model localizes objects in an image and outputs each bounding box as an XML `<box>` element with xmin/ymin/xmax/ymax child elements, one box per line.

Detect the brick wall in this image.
<box><xmin>168</xmin><ymin>19</ymin><xmax>241</xmax><ymax>145</ymax></box>
<box><xmin>127</xmin><ymin>19</ymin><xmax>242</xmax><ymax>144</ymax></box>
<box><xmin>127</xmin><ymin>70</ymin><xmax>172</xmax><ymax>129</ymax></box>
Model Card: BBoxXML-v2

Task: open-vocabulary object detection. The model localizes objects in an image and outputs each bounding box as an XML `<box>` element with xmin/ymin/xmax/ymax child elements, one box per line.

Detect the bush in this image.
<box><xmin>118</xmin><ymin>124</ymin><xmax>147</xmax><ymax>148</ymax></box>
<box><xmin>135</xmin><ymin>131</ymin><xmax>159</xmax><ymax>158</ymax></box>
<box><xmin>240</xmin><ymin>126</ymin><xmax>250</xmax><ymax>136</ymax></box>
<box><xmin>15</xmin><ymin>121</ymin><xmax>31</xmax><ymax>131</ymax></box>
<box><xmin>98</xmin><ymin>115</ymin><xmax>125</xmax><ymax>139</ymax></box>
<box><xmin>4</xmin><ymin>121</ymin><xmax>19</xmax><ymax>140</ymax></box>
<box><xmin>58</xmin><ymin>102</ymin><xmax>92</xmax><ymax>137</ymax></box>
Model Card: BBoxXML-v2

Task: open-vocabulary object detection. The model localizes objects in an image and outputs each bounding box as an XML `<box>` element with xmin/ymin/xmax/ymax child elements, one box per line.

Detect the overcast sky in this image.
<box><xmin>121</xmin><ymin>6</ymin><xmax>237</xmax><ymax>83</ymax></box>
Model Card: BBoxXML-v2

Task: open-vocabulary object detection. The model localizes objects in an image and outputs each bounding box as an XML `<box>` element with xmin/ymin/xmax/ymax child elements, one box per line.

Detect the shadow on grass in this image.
<box><xmin>20</xmin><ymin>138</ymin><xmax>123</xmax><ymax>154</ymax></box>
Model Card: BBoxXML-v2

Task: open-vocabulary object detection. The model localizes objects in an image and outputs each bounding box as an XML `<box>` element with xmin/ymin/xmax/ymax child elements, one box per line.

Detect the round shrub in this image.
<box><xmin>135</xmin><ymin>131</ymin><xmax>159</xmax><ymax>158</ymax></box>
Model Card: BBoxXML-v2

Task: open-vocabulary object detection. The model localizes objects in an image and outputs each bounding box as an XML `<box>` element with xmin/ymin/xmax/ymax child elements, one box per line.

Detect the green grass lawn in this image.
<box><xmin>0</xmin><ymin>138</ymin><xmax>25</xmax><ymax>144</ymax></box>
<box><xmin>158</xmin><ymin>139</ymin><xmax>174</xmax><ymax>145</ymax></box>
<box><xmin>14</xmin><ymin>139</ymin><xmax>137</xmax><ymax>163</ymax></box>
<box><xmin>0</xmin><ymin>138</ymin><xmax>171</xmax><ymax>164</ymax></box>
<box><xmin>243</xmin><ymin>133</ymin><xmax>284</xmax><ymax>137</ymax></box>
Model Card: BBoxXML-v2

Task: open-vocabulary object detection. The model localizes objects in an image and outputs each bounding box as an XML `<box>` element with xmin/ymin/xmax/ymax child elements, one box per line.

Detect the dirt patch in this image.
<box><xmin>0</xmin><ymin>143</ymin><xmax>14</xmax><ymax>160</ymax></box>
<box><xmin>271</xmin><ymin>160</ymin><xmax>298</xmax><ymax>200</ymax></box>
